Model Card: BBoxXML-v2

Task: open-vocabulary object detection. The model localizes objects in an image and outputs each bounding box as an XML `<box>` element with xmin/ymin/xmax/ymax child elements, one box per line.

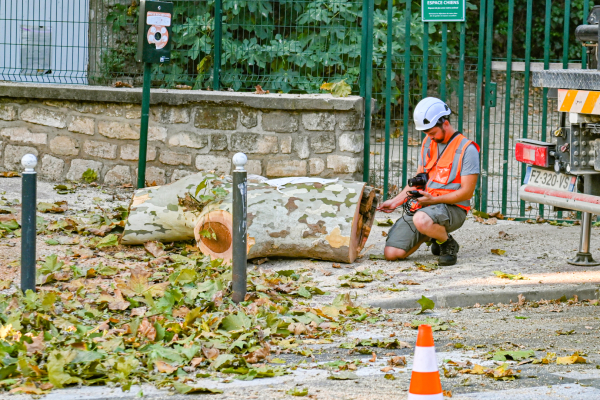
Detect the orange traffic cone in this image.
<box><xmin>408</xmin><ymin>324</ymin><xmax>443</xmax><ymax>399</ymax></box>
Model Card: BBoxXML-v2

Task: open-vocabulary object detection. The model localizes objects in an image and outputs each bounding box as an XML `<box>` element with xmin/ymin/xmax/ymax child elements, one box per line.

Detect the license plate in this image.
<box><xmin>524</xmin><ymin>166</ymin><xmax>577</xmax><ymax>192</ymax></box>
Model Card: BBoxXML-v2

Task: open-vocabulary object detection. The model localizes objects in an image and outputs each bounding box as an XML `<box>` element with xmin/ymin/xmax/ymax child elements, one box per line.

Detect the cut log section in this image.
<box><xmin>121</xmin><ymin>172</ymin><xmax>380</xmax><ymax>263</ymax></box>
<box><xmin>194</xmin><ymin>179</ymin><xmax>380</xmax><ymax>263</ymax></box>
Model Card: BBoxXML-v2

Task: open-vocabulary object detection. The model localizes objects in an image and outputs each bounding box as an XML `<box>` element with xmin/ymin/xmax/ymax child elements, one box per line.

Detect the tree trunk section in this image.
<box><xmin>122</xmin><ymin>173</ymin><xmax>380</xmax><ymax>263</ymax></box>
<box><xmin>194</xmin><ymin>179</ymin><xmax>379</xmax><ymax>263</ymax></box>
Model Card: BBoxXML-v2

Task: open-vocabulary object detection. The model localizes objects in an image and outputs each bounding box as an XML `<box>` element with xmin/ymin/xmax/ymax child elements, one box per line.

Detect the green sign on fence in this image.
<box><xmin>422</xmin><ymin>0</ymin><xmax>466</xmax><ymax>22</ymax></box>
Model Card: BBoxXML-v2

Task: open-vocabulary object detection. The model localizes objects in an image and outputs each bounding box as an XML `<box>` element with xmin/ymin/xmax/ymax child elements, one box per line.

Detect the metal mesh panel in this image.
<box><xmin>532</xmin><ymin>69</ymin><xmax>600</xmax><ymax>90</ymax></box>
<box><xmin>0</xmin><ymin>0</ymin><xmax>363</xmax><ymax>92</ymax></box>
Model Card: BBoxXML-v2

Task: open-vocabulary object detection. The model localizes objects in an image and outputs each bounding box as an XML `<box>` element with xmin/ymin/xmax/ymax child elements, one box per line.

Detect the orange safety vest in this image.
<box><xmin>412</xmin><ymin>132</ymin><xmax>480</xmax><ymax>212</ymax></box>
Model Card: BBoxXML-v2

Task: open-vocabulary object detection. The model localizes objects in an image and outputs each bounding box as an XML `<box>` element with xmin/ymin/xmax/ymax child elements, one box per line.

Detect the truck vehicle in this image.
<box><xmin>516</xmin><ymin>6</ymin><xmax>600</xmax><ymax>266</ymax></box>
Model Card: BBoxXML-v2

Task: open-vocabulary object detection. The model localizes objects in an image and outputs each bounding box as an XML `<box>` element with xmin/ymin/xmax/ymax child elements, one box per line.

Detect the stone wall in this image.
<box><xmin>0</xmin><ymin>83</ymin><xmax>366</xmax><ymax>185</ymax></box>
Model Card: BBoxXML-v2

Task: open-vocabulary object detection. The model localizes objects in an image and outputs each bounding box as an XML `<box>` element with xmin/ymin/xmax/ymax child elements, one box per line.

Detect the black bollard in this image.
<box><xmin>231</xmin><ymin>153</ymin><xmax>248</xmax><ymax>303</ymax></box>
<box><xmin>20</xmin><ymin>154</ymin><xmax>37</xmax><ymax>293</ymax></box>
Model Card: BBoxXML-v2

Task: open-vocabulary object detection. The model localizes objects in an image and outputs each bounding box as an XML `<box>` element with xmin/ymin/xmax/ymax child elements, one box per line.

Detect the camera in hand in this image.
<box><xmin>407</xmin><ymin>172</ymin><xmax>428</xmax><ymax>190</ymax></box>
<box><xmin>407</xmin><ymin>190</ymin><xmax>423</xmax><ymax>198</ymax></box>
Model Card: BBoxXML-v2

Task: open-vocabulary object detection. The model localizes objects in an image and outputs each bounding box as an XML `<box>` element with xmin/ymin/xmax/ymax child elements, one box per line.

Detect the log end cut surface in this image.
<box><xmin>194</xmin><ymin>210</ymin><xmax>233</xmax><ymax>262</ymax></box>
<box><xmin>199</xmin><ymin>222</ymin><xmax>232</xmax><ymax>254</ymax></box>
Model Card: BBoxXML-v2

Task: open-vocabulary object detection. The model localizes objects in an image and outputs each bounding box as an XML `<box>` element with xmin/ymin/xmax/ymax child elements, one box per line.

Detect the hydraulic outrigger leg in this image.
<box><xmin>568</xmin><ymin>211</ymin><xmax>600</xmax><ymax>266</ymax></box>
<box><xmin>569</xmin><ymin>175</ymin><xmax>600</xmax><ymax>266</ymax></box>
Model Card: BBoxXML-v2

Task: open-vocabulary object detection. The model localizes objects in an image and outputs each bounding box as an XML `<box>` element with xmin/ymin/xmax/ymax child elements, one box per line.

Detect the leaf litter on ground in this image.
<box><xmin>0</xmin><ymin>243</ymin><xmax>381</xmax><ymax>395</ymax></box>
<box><xmin>493</xmin><ymin>271</ymin><xmax>528</xmax><ymax>280</ymax></box>
<box><xmin>410</xmin><ymin>317</ymin><xmax>454</xmax><ymax>332</ymax></box>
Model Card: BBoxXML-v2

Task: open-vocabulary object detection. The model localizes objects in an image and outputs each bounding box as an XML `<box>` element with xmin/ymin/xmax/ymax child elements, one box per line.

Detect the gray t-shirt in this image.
<box><xmin>418</xmin><ymin>138</ymin><xmax>480</xmax><ymax>176</ymax></box>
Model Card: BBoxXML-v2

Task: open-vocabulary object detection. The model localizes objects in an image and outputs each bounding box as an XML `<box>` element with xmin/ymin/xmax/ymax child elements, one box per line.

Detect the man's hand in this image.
<box><xmin>416</xmin><ymin>191</ymin><xmax>439</xmax><ymax>206</ymax></box>
<box><xmin>376</xmin><ymin>199</ymin><xmax>398</xmax><ymax>213</ymax></box>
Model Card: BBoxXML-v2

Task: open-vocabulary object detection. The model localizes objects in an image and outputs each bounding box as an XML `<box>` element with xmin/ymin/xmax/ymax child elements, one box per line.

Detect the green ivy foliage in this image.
<box><xmin>100</xmin><ymin>0</ymin><xmax>593</xmax><ymax>94</ymax></box>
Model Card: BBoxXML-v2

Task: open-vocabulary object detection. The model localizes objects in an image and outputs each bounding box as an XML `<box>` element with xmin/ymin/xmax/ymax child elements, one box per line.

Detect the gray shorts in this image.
<box><xmin>385</xmin><ymin>204</ymin><xmax>467</xmax><ymax>251</ymax></box>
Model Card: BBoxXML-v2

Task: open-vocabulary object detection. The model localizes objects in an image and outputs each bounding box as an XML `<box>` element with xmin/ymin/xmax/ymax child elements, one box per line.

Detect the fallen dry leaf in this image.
<box><xmin>202</xmin><ymin>347</ymin><xmax>220</xmax><ymax>361</ymax></box>
<box><xmin>460</xmin><ymin>364</ymin><xmax>486</xmax><ymax>375</ymax></box>
<box><xmin>155</xmin><ymin>360</ymin><xmax>177</xmax><ymax>374</ymax></box>
<box><xmin>489</xmin><ymin>211</ymin><xmax>504</xmax><ymax>219</ymax></box>
<box><xmin>288</xmin><ymin>322</ymin><xmax>307</xmax><ymax>335</ymax></box>
<box><xmin>10</xmin><ymin>385</ymin><xmax>45</xmax><ymax>395</ymax></box>
<box><xmin>173</xmin><ymin>306</ymin><xmax>190</xmax><ymax>318</ymax></box>
<box><xmin>244</xmin><ymin>344</ymin><xmax>270</xmax><ymax>363</ymax></box>
<box><xmin>112</xmin><ymin>81</ymin><xmax>133</xmax><ymax>88</ymax></box>
<box><xmin>116</xmin><ymin>267</ymin><xmax>169</xmax><ymax>298</ymax></box>
<box><xmin>25</xmin><ymin>332</ymin><xmax>45</xmax><ymax>355</ymax></box>
<box><xmin>380</xmin><ymin>366</ymin><xmax>394</xmax><ymax>372</ymax></box>
<box><xmin>138</xmin><ymin>318</ymin><xmax>157</xmax><ymax>341</ymax></box>
<box><xmin>443</xmin><ymin>389</ymin><xmax>453</xmax><ymax>397</ymax></box>
<box><xmin>556</xmin><ymin>353</ymin><xmax>586</xmax><ymax>365</ymax></box>
<box><xmin>332</xmin><ymin>263</ymin><xmax>341</xmax><ymax>269</ymax></box>
<box><xmin>400</xmin><ymin>280</ymin><xmax>420</xmax><ymax>285</ymax></box>
<box><xmin>144</xmin><ymin>241</ymin><xmax>166</xmax><ymax>258</ymax></box>
<box><xmin>38</xmin><ymin>201</ymin><xmax>68</xmax><ymax>213</ymax></box>
<box><xmin>254</xmin><ymin>85</ymin><xmax>269</xmax><ymax>94</ymax></box>
<box><xmin>0</xmin><ymin>171</ymin><xmax>20</xmax><ymax>177</ymax></box>
<box><xmin>369</xmin><ymin>352</ymin><xmax>377</xmax><ymax>363</ymax></box>
<box><xmin>108</xmin><ymin>289</ymin><xmax>131</xmax><ymax>311</ymax></box>
<box><xmin>190</xmin><ymin>357</ymin><xmax>204</xmax><ymax>368</ymax></box>
<box><xmin>130</xmin><ymin>306</ymin><xmax>147</xmax><ymax>317</ymax></box>
<box><xmin>389</xmin><ymin>356</ymin><xmax>406</xmax><ymax>366</ymax></box>
<box><xmin>87</xmin><ymin>225</ymin><xmax>114</xmax><ymax>237</ymax></box>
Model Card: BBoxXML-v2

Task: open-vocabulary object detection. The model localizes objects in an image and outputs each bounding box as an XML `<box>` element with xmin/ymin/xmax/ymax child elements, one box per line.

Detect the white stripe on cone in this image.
<box><xmin>407</xmin><ymin>393</ymin><xmax>444</xmax><ymax>400</ymax></box>
<box><xmin>412</xmin><ymin>346</ymin><xmax>438</xmax><ymax>373</ymax></box>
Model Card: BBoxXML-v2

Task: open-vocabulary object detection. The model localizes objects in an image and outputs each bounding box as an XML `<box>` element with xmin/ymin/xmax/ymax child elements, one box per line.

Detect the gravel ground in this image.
<box><xmin>9</xmin><ymin>301</ymin><xmax>600</xmax><ymax>400</ymax></box>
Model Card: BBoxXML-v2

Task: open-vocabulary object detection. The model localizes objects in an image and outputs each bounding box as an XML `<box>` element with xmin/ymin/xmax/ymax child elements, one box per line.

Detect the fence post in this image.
<box><xmin>401</xmin><ymin>0</ymin><xmax>411</xmax><ymax>189</ymax></box>
<box><xmin>137</xmin><ymin>62</ymin><xmax>152</xmax><ymax>189</ymax></box>
<box><xmin>362</xmin><ymin>0</ymin><xmax>374</xmax><ymax>183</ymax></box>
<box><xmin>231</xmin><ymin>153</ymin><xmax>248</xmax><ymax>303</ymax></box>
<box><xmin>213</xmin><ymin>0</ymin><xmax>223</xmax><ymax>91</ymax></box>
<box><xmin>21</xmin><ymin>154</ymin><xmax>37</xmax><ymax>293</ymax></box>
<box><xmin>383</xmin><ymin>0</ymin><xmax>393</xmax><ymax>200</ymax></box>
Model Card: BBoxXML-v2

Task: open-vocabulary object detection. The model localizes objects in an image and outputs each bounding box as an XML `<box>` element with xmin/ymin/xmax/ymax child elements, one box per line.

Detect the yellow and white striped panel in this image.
<box><xmin>557</xmin><ymin>89</ymin><xmax>600</xmax><ymax>115</ymax></box>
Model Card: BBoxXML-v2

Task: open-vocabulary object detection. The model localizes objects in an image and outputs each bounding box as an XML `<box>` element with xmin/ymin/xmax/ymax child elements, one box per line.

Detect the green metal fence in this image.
<box><xmin>0</xmin><ymin>0</ymin><xmax>364</xmax><ymax>93</ymax></box>
<box><xmin>368</xmin><ymin>0</ymin><xmax>595</xmax><ymax>220</ymax></box>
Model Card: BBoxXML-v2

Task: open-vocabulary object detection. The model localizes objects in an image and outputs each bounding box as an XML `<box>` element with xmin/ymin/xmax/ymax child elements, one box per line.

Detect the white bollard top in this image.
<box><xmin>21</xmin><ymin>154</ymin><xmax>37</xmax><ymax>173</ymax></box>
<box><xmin>232</xmin><ymin>152</ymin><xmax>247</xmax><ymax>171</ymax></box>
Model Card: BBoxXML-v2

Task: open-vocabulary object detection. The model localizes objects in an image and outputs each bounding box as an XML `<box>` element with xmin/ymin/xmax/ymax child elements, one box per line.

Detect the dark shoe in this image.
<box><xmin>439</xmin><ymin>234</ymin><xmax>459</xmax><ymax>266</ymax></box>
<box><xmin>430</xmin><ymin>240</ymin><xmax>440</xmax><ymax>256</ymax></box>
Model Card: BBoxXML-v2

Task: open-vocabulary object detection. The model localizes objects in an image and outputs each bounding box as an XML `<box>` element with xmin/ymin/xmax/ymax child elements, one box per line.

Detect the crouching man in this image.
<box><xmin>377</xmin><ymin>97</ymin><xmax>480</xmax><ymax>266</ymax></box>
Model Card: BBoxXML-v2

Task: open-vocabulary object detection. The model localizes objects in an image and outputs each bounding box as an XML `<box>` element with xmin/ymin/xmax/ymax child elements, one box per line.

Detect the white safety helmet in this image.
<box><xmin>413</xmin><ymin>97</ymin><xmax>452</xmax><ymax>131</ymax></box>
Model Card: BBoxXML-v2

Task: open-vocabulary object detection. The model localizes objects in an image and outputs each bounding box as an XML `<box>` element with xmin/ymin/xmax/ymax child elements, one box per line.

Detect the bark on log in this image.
<box><xmin>195</xmin><ymin>179</ymin><xmax>379</xmax><ymax>263</ymax></box>
<box><xmin>121</xmin><ymin>173</ymin><xmax>219</xmax><ymax>244</ymax></box>
<box><xmin>122</xmin><ymin>173</ymin><xmax>379</xmax><ymax>263</ymax></box>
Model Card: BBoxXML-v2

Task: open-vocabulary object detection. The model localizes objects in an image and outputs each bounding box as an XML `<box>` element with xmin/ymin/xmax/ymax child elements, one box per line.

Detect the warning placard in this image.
<box><xmin>146</xmin><ymin>11</ymin><xmax>171</xmax><ymax>27</ymax></box>
<box><xmin>422</xmin><ymin>0</ymin><xmax>465</xmax><ymax>22</ymax></box>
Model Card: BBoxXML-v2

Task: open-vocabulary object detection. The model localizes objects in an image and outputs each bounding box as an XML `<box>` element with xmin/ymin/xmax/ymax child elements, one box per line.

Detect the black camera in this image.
<box><xmin>408</xmin><ymin>172</ymin><xmax>428</xmax><ymax>190</ymax></box>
